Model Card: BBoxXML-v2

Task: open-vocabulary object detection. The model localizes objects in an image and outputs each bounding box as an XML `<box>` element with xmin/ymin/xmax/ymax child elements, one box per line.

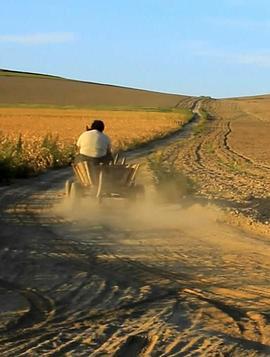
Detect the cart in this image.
<box><xmin>65</xmin><ymin>155</ymin><xmax>145</xmax><ymax>203</ymax></box>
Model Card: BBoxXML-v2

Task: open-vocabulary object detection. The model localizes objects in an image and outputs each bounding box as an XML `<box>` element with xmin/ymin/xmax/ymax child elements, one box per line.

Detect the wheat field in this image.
<box><xmin>0</xmin><ymin>107</ymin><xmax>192</xmax><ymax>179</ymax></box>
<box><xmin>0</xmin><ymin>107</ymin><xmax>191</xmax><ymax>149</ymax></box>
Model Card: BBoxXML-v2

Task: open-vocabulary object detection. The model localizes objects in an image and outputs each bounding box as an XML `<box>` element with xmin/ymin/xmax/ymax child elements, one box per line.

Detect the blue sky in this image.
<box><xmin>1</xmin><ymin>0</ymin><xmax>270</xmax><ymax>98</ymax></box>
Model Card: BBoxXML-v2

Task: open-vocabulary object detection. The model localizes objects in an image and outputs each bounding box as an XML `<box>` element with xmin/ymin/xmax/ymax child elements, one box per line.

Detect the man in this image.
<box><xmin>75</xmin><ymin>120</ymin><xmax>113</xmax><ymax>165</ymax></box>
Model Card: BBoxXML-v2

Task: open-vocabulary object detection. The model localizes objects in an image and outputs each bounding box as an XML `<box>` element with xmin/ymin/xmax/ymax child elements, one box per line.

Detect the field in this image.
<box><xmin>153</xmin><ymin>97</ymin><xmax>270</xmax><ymax>233</ymax></box>
<box><xmin>0</xmin><ymin>107</ymin><xmax>192</xmax><ymax>148</ymax></box>
<box><xmin>0</xmin><ymin>69</ymin><xmax>194</xmax><ymax>108</ymax></box>
<box><xmin>1</xmin><ymin>97</ymin><xmax>270</xmax><ymax>355</ymax></box>
<box><xmin>0</xmin><ymin>106</ymin><xmax>192</xmax><ymax>179</ymax></box>
<box><xmin>0</xmin><ymin>69</ymin><xmax>197</xmax><ymax>179</ymax></box>
<box><xmin>1</xmin><ymin>70</ymin><xmax>270</xmax><ymax>355</ymax></box>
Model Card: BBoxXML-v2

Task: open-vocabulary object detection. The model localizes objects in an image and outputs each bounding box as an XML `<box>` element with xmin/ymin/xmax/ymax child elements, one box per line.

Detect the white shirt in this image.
<box><xmin>77</xmin><ymin>130</ymin><xmax>111</xmax><ymax>158</ymax></box>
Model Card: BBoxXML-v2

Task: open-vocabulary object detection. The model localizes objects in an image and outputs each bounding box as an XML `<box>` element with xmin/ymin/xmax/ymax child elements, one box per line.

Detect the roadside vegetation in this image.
<box><xmin>192</xmin><ymin>109</ymin><xmax>210</xmax><ymax>135</ymax></box>
<box><xmin>148</xmin><ymin>150</ymin><xmax>196</xmax><ymax>202</ymax></box>
<box><xmin>0</xmin><ymin>133</ymin><xmax>74</xmax><ymax>182</ymax></box>
<box><xmin>0</xmin><ymin>107</ymin><xmax>193</xmax><ymax>182</ymax></box>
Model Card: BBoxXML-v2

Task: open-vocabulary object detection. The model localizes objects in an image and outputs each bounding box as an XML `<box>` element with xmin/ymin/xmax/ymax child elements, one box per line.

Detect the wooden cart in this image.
<box><xmin>65</xmin><ymin>156</ymin><xmax>144</xmax><ymax>203</ymax></box>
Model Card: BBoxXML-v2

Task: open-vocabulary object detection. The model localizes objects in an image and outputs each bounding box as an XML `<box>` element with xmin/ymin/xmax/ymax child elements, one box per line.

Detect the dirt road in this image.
<box><xmin>0</xmin><ymin>103</ymin><xmax>270</xmax><ymax>356</ymax></box>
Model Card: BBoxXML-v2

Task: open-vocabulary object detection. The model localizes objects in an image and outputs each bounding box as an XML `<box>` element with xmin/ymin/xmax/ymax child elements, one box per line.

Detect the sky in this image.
<box><xmin>1</xmin><ymin>0</ymin><xmax>270</xmax><ymax>98</ymax></box>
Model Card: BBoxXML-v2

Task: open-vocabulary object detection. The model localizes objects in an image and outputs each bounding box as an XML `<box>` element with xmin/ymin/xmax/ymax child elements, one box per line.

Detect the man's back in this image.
<box><xmin>77</xmin><ymin>129</ymin><xmax>110</xmax><ymax>158</ymax></box>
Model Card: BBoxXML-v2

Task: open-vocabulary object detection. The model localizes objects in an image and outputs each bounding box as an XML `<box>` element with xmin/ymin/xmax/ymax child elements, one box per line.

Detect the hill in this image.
<box><xmin>0</xmin><ymin>69</ymin><xmax>195</xmax><ymax>108</ymax></box>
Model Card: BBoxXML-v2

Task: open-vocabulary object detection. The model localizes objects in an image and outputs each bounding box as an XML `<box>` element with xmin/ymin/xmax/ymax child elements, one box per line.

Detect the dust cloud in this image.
<box><xmin>54</xmin><ymin>185</ymin><xmax>224</xmax><ymax>238</ymax></box>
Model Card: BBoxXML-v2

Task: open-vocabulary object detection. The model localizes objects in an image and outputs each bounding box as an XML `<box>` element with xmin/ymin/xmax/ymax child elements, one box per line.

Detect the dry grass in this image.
<box><xmin>0</xmin><ymin>107</ymin><xmax>192</xmax><ymax>180</ymax></box>
<box><xmin>0</xmin><ymin>107</ymin><xmax>191</xmax><ymax>150</ymax></box>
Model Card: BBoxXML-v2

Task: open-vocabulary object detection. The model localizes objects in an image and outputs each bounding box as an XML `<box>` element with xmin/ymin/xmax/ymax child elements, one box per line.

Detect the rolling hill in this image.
<box><xmin>0</xmin><ymin>69</ymin><xmax>195</xmax><ymax>108</ymax></box>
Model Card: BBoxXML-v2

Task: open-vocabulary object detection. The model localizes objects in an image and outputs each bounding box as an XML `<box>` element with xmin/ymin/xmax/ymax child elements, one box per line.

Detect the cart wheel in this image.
<box><xmin>69</xmin><ymin>182</ymin><xmax>82</xmax><ymax>201</ymax></box>
<box><xmin>65</xmin><ymin>179</ymin><xmax>73</xmax><ymax>197</ymax></box>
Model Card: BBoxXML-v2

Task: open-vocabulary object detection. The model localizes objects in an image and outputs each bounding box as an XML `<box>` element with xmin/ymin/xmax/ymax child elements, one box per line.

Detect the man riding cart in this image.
<box><xmin>66</xmin><ymin>120</ymin><xmax>144</xmax><ymax>203</ymax></box>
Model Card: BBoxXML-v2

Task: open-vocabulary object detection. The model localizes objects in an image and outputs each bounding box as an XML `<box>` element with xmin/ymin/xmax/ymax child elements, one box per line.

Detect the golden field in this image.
<box><xmin>0</xmin><ymin>107</ymin><xmax>192</xmax><ymax>179</ymax></box>
<box><xmin>0</xmin><ymin>70</ymin><xmax>194</xmax><ymax>179</ymax></box>
<box><xmin>0</xmin><ymin>107</ymin><xmax>191</xmax><ymax>150</ymax></box>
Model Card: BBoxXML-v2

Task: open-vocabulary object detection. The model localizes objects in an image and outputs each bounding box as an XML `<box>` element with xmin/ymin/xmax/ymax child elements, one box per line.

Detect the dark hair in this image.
<box><xmin>90</xmin><ymin>120</ymin><xmax>105</xmax><ymax>132</ymax></box>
